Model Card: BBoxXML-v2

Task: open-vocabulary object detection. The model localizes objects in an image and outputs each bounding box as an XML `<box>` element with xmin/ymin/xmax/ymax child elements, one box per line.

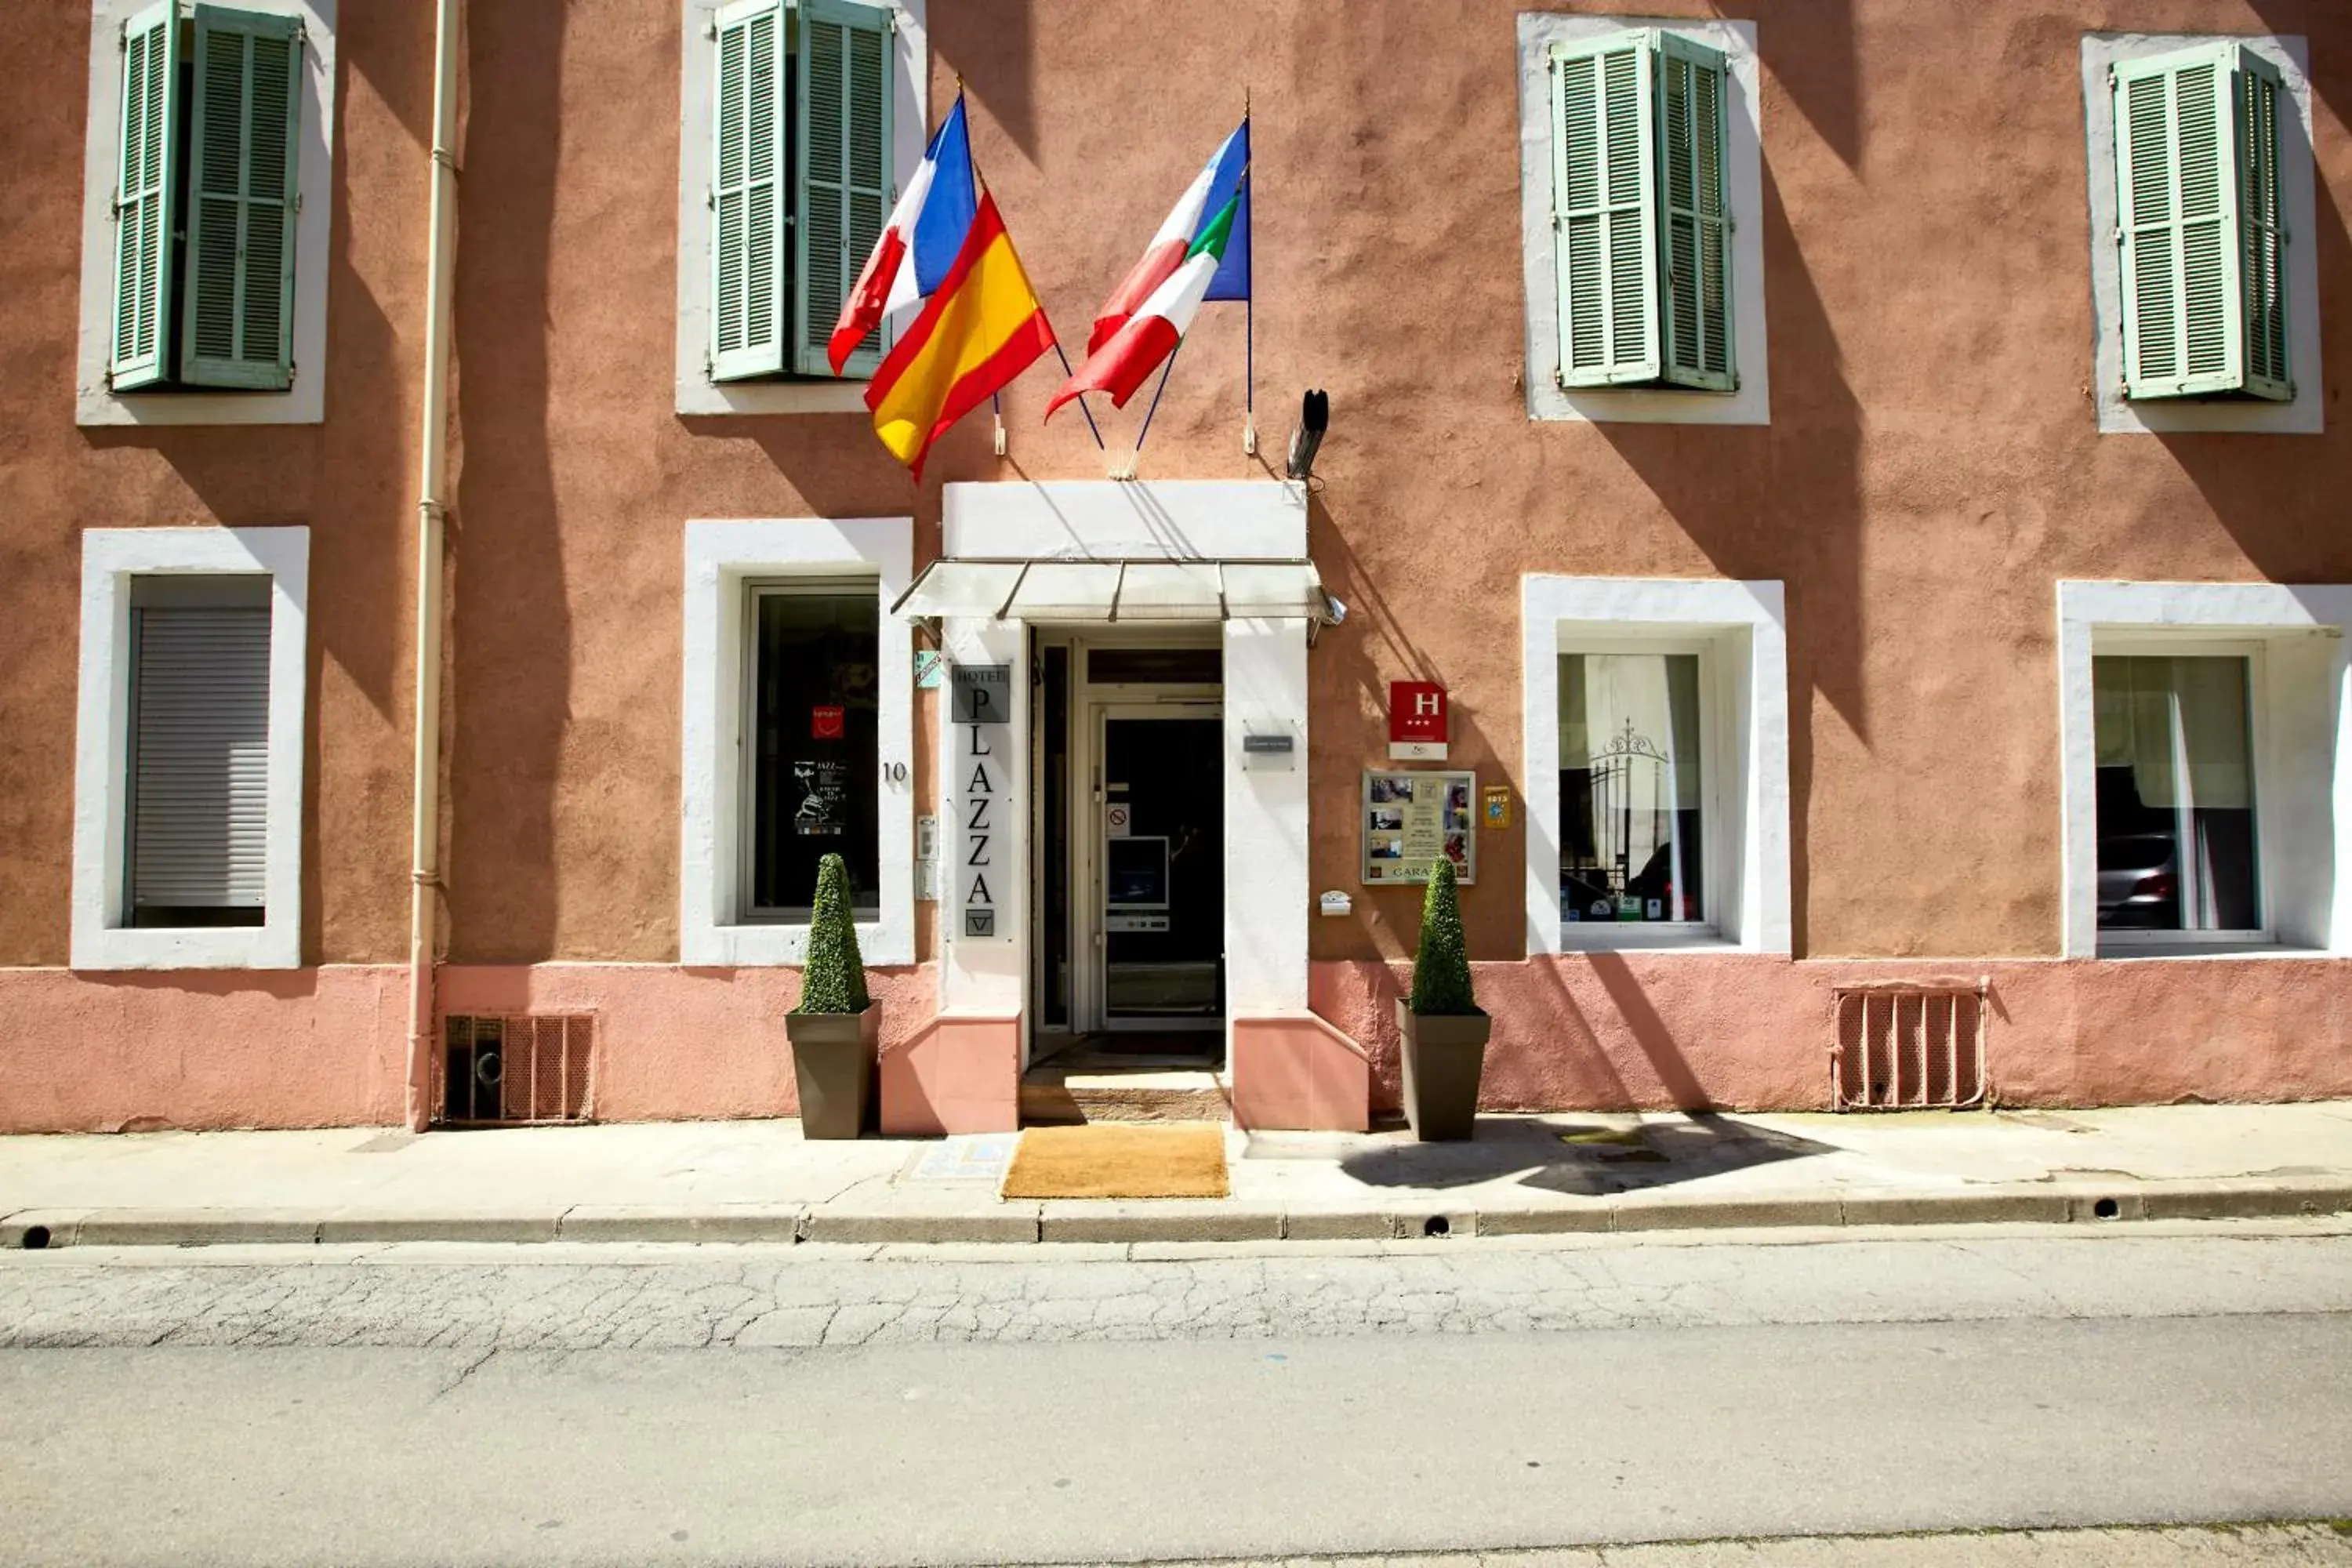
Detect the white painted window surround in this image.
<box><xmin>2080</xmin><ymin>34</ymin><xmax>2321</xmax><ymax>435</ymax></box>
<box><xmin>1523</xmin><ymin>576</ymin><xmax>1791</xmax><ymax>956</ymax></box>
<box><xmin>1515</xmin><ymin>13</ymin><xmax>1769</xmax><ymax>426</ymax></box>
<box><xmin>75</xmin><ymin>0</ymin><xmax>337</xmax><ymax>427</ymax></box>
<box><xmin>675</xmin><ymin>0</ymin><xmax>928</xmax><ymax>416</ymax></box>
<box><xmin>72</xmin><ymin>527</ymin><xmax>310</xmax><ymax>970</ymax></box>
<box><xmin>681</xmin><ymin>518</ymin><xmax>915</xmax><ymax>967</ymax></box>
<box><xmin>2058</xmin><ymin>581</ymin><xmax>2352</xmax><ymax>958</ymax></box>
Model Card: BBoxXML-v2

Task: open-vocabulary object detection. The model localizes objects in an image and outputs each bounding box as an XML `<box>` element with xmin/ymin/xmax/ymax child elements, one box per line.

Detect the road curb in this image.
<box><xmin>7</xmin><ymin>1181</ymin><xmax>2349</xmax><ymax>1251</ymax></box>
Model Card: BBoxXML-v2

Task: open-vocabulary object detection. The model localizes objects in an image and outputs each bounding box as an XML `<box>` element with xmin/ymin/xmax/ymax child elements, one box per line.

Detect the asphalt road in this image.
<box><xmin>4</xmin><ymin>1223</ymin><xmax>2350</xmax><ymax>1567</ymax></box>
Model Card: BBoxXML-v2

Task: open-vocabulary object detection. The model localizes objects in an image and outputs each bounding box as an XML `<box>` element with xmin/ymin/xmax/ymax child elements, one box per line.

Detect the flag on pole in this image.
<box><xmin>1082</xmin><ymin>123</ymin><xmax>1249</xmax><ymax>356</ymax></box>
<box><xmin>864</xmin><ymin>190</ymin><xmax>1058</xmax><ymax>477</ymax></box>
<box><xmin>828</xmin><ymin>95</ymin><xmax>978</xmax><ymax>374</ymax></box>
<box><xmin>1045</xmin><ymin>190</ymin><xmax>1239</xmax><ymax>419</ymax></box>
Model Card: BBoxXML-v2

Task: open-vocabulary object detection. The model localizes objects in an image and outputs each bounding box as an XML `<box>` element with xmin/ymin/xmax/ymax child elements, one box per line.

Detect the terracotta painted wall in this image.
<box><xmin>429</xmin><ymin>0</ymin><xmax>2352</xmax><ymax>971</ymax></box>
<box><xmin>5</xmin><ymin>2</ymin><xmax>2352</xmax><ymax>1091</ymax></box>
<box><xmin>0</xmin><ymin>4</ymin><xmax>432</xmax><ymax>969</ymax></box>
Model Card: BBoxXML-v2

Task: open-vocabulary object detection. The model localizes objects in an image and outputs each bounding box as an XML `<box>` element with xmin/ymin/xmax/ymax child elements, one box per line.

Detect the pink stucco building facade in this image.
<box><xmin>4</xmin><ymin>0</ymin><xmax>2350</xmax><ymax>1135</ymax></box>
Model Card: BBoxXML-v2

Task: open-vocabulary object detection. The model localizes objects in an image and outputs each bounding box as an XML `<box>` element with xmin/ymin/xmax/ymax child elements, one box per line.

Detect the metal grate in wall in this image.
<box><xmin>437</xmin><ymin>1014</ymin><xmax>597</xmax><ymax>1126</ymax></box>
<box><xmin>1830</xmin><ymin>981</ymin><xmax>1988</xmax><ymax>1111</ymax></box>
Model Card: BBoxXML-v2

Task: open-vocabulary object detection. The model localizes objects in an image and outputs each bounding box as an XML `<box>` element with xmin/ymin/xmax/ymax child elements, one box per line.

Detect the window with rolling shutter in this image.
<box><xmin>180</xmin><ymin>5</ymin><xmax>303</xmax><ymax>390</ymax></box>
<box><xmin>125</xmin><ymin>576</ymin><xmax>272</xmax><ymax>927</ymax></box>
<box><xmin>2114</xmin><ymin>42</ymin><xmax>2291</xmax><ymax>403</ymax></box>
<box><xmin>1548</xmin><ymin>30</ymin><xmax>1734</xmax><ymax>394</ymax></box>
<box><xmin>104</xmin><ymin>3</ymin><xmax>303</xmax><ymax>395</ymax></box>
<box><xmin>708</xmin><ymin>0</ymin><xmax>893</xmax><ymax>383</ymax></box>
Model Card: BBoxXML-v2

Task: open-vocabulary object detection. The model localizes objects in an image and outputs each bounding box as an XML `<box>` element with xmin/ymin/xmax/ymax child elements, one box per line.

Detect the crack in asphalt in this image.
<box><xmin>2</xmin><ymin>1230</ymin><xmax>2350</xmax><ymax>1352</ymax></box>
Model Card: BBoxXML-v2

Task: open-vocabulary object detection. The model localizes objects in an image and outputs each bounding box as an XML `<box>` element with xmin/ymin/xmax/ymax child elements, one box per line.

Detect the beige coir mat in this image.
<box><xmin>1000</xmin><ymin>1123</ymin><xmax>1230</xmax><ymax>1200</ymax></box>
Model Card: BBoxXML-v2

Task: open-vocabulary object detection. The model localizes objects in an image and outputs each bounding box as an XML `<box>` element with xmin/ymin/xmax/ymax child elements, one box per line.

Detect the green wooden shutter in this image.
<box><xmin>1657</xmin><ymin>32</ymin><xmax>1735</xmax><ymax>391</ymax></box>
<box><xmin>180</xmin><ymin>5</ymin><xmax>303</xmax><ymax>390</ymax></box>
<box><xmin>711</xmin><ymin>0</ymin><xmax>789</xmax><ymax>381</ymax></box>
<box><xmin>1550</xmin><ymin>31</ymin><xmax>1657</xmax><ymax>387</ymax></box>
<box><xmin>109</xmin><ymin>2</ymin><xmax>183</xmax><ymax>392</ymax></box>
<box><xmin>2114</xmin><ymin>43</ymin><xmax>2288</xmax><ymax>402</ymax></box>
<box><xmin>2234</xmin><ymin>48</ymin><xmax>2291</xmax><ymax>400</ymax></box>
<box><xmin>794</xmin><ymin>0</ymin><xmax>894</xmax><ymax>377</ymax></box>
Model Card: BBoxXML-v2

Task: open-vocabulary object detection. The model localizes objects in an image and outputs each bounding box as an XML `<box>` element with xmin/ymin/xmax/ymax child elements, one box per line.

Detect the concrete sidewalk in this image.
<box><xmin>3</xmin><ymin>1102</ymin><xmax>2350</xmax><ymax>1249</ymax></box>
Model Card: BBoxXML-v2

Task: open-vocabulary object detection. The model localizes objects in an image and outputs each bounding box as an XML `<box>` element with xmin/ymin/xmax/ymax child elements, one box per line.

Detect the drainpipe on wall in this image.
<box><xmin>406</xmin><ymin>0</ymin><xmax>462</xmax><ymax>1132</ymax></box>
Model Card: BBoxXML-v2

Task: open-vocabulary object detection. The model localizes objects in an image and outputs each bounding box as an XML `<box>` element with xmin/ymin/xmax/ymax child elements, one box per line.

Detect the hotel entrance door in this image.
<box><xmin>1094</xmin><ymin>707</ymin><xmax>1223</xmax><ymax>1033</ymax></box>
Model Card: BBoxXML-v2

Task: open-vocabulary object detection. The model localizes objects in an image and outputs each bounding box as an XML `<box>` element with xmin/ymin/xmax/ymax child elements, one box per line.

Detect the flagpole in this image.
<box><xmin>1132</xmin><ymin>340</ymin><xmax>1183</xmax><ymax>460</ymax></box>
<box><xmin>1050</xmin><ymin>342</ymin><xmax>1109</xmax><ymax>453</ymax></box>
<box><xmin>1242</xmin><ymin>93</ymin><xmax>1256</xmax><ymax>457</ymax></box>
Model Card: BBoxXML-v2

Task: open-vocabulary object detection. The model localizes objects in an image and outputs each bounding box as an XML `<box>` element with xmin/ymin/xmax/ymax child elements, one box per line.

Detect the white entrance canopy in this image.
<box><xmin>892</xmin><ymin>557</ymin><xmax>1336</xmax><ymax>624</ymax></box>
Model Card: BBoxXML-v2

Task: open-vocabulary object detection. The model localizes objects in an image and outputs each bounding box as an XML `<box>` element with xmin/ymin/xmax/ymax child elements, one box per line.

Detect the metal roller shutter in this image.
<box><xmin>127</xmin><ymin>576</ymin><xmax>271</xmax><ymax>921</ymax></box>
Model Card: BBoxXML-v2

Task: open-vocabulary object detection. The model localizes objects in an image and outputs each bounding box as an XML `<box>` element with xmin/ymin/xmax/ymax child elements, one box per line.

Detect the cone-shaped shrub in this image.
<box><xmin>792</xmin><ymin>853</ymin><xmax>870</xmax><ymax>1015</ymax></box>
<box><xmin>1408</xmin><ymin>857</ymin><xmax>1478</xmax><ymax>1016</ymax></box>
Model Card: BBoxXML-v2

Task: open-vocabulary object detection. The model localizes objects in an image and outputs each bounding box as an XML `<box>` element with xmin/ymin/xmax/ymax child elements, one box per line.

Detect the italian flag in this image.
<box><xmin>1045</xmin><ymin>194</ymin><xmax>1237</xmax><ymax>419</ymax></box>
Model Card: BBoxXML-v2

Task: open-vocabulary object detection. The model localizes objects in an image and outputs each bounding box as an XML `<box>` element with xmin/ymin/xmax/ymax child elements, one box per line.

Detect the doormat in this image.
<box><xmin>1001</xmin><ymin>1123</ymin><xmax>1229</xmax><ymax>1200</ymax></box>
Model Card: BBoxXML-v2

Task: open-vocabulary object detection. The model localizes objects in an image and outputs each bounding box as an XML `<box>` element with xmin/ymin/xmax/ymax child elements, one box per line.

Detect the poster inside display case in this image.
<box><xmin>1361</xmin><ymin>769</ymin><xmax>1475</xmax><ymax>885</ymax></box>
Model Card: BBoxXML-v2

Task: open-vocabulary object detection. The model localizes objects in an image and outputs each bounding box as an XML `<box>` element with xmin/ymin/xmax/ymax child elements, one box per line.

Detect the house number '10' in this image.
<box><xmin>883</xmin><ymin>762</ymin><xmax>909</xmax><ymax>783</ymax></box>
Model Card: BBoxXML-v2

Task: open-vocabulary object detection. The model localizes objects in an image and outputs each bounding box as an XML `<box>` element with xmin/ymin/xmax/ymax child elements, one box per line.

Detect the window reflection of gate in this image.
<box><xmin>1559</xmin><ymin>651</ymin><xmax>1704</xmax><ymax>925</ymax></box>
<box><xmin>1567</xmin><ymin>718</ymin><xmax>1688</xmax><ymax>920</ymax></box>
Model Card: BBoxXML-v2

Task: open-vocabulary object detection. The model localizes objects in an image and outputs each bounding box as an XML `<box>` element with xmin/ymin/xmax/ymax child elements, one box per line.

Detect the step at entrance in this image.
<box><xmin>1019</xmin><ymin>1065</ymin><xmax>1232</xmax><ymax>1125</ymax></box>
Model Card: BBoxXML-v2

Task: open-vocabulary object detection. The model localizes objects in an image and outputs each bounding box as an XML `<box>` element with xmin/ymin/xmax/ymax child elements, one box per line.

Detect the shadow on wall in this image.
<box><xmin>2157</xmin><ymin>89</ymin><xmax>2352</xmax><ymax>581</ymax></box>
<box><xmin>1306</xmin><ymin>490</ymin><xmax>1443</xmax><ymax>742</ymax></box>
<box><xmin>1591</xmin><ymin>165</ymin><xmax>1863</xmax><ymax>960</ymax></box>
<box><xmin>445</xmin><ymin>0</ymin><xmax>570</xmax><ymax>964</ymax></box>
<box><xmin>1345</xmin><ymin>953</ymin><xmax>1721</xmax><ymax>1115</ymax></box>
<box><xmin>1753</xmin><ymin>0</ymin><xmax>1861</xmax><ymax>172</ymax></box>
<box><xmin>926</xmin><ymin>0</ymin><xmax>1033</xmax><ymax>158</ymax></box>
<box><xmin>1335</xmin><ymin>1110</ymin><xmax>1832</xmax><ymax>1196</ymax></box>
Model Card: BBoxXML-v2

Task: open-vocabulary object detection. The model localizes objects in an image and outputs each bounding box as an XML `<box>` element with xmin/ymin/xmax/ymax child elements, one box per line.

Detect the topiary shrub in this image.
<box><xmin>1408</xmin><ymin>857</ymin><xmax>1479</xmax><ymax>1016</ymax></box>
<box><xmin>792</xmin><ymin>853</ymin><xmax>870</xmax><ymax>1015</ymax></box>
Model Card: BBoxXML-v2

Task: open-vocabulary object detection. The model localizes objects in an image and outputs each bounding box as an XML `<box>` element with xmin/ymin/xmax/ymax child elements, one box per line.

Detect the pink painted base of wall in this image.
<box><xmin>879</xmin><ymin>1012</ymin><xmax>1022</xmax><ymax>1135</ymax></box>
<box><xmin>1230</xmin><ymin>1011</ymin><xmax>1371</xmax><ymax>1131</ymax></box>
<box><xmin>0</xmin><ymin>964</ymin><xmax>938</xmax><ymax>1134</ymax></box>
<box><xmin>1312</xmin><ymin>954</ymin><xmax>2352</xmax><ymax>1113</ymax></box>
<box><xmin>5</xmin><ymin>952</ymin><xmax>2349</xmax><ymax>1133</ymax></box>
<box><xmin>440</xmin><ymin>963</ymin><xmax>940</xmax><ymax>1123</ymax></box>
<box><xmin>0</xmin><ymin>966</ymin><xmax>410</xmax><ymax>1133</ymax></box>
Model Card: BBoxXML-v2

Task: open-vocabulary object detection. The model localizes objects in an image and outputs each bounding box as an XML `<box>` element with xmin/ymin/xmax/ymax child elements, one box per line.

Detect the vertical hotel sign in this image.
<box><xmin>951</xmin><ymin>664</ymin><xmax>1012</xmax><ymax>940</ymax></box>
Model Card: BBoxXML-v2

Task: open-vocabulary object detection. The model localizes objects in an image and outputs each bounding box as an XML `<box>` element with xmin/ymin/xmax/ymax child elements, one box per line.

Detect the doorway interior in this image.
<box><xmin>1030</xmin><ymin>630</ymin><xmax>1225</xmax><ymax>1073</ymax></box>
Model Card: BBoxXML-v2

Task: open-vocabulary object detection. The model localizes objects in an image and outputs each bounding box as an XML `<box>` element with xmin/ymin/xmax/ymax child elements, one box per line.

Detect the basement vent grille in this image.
<box><xmin>437</xmin><ymin>1014</ymin><xmax>597</xmax><ymax>1126</ymax></box>
<box><xmin>1831</xmin><ymin>980</ymin><xmax>1988</xmax><ymax>1111</ymax></box>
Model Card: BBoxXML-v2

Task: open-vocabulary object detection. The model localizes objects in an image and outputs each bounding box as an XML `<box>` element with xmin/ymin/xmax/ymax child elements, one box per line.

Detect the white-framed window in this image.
<box><xmin>1523</xmin><ymin>577</ymin><xmax>1790</xmax><ymax>954</ymax></box>
<box><xmin>72</xmin><ymin>526</ymin><xmax>310</xmax><ymax>970</ymax></box>
<box><xmin>681</xmin><ymin>518</ymin><xmax>914</xmax><ymax>966</ymax></box>
<box><xmin>2081</xmin><ymin>33</ymin><xmax>2321</xmax><ymax>434</ymax></box>
<box><xmin>674</xmin><ymin>0</ymin><xmax>928</xmax><ymax>416</ymax></box>
<box><xmin>75</xmin><ymin>0</ymin><xmax>338</xmax><ymax>426</ymax></box>
<box><xmin>2059</xmin><ymin>582</ymin><xmax>2352</xmax><ymax>957</ymax></box>
<box><xmin>1515</xmin><ymin>13</ymin><xmax>1769</xmax><ymax>426</ymax></box>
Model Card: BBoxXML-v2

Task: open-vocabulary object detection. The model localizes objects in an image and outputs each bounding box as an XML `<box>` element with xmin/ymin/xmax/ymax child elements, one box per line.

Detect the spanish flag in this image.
<box><xmin>864</xmin><ymin>191</ymin><xmax>1056</xmax><ymax>478</ymax></box>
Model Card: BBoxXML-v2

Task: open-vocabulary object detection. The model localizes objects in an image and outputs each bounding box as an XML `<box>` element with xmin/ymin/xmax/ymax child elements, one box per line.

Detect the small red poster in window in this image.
<box><xmin>811</xmin><ymin>705</ymin><xmax>846</xmax><ymax>741</ymax></box>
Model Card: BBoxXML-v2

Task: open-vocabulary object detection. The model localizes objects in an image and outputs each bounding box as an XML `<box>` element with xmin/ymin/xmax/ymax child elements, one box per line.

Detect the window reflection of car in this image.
<box><xmin>2096</xmin><ymin>832</ymin><xmax>2177</xmax><ymax>928</ymax></box>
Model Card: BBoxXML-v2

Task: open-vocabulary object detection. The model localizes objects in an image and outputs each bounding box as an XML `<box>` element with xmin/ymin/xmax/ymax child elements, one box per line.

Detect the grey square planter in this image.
<box><xmin>1397</xmin><ymin>999</ymin><xmax>1490</xmax><ymax>1142</ymax></box>
<box><xmin>786</xmin><ymin>1006</ymin><xmax>878</xmax><ymax>1139</ymax></box>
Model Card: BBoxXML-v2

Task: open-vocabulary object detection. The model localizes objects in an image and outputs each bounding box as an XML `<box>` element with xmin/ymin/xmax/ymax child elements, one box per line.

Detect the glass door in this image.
<box><xmin>1095</xmin><ymin>706</ymin><xmax>1223</xmax><ymax>1031</ymax></box>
